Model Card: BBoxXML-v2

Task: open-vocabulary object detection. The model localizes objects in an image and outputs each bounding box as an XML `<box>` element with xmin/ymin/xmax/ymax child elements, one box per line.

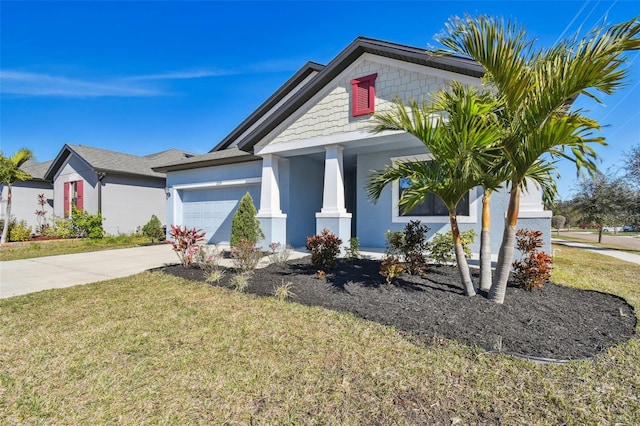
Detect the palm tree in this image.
<box><xmin>0</xmin><ymin>149</ymin><xmax>34</xmax><ymax>243</ymax></box>
<box><xmin>438</xmin><ymin>15</ymin><xmax>640</xmax><ymax>303</ymax></box>
<box><xmin>366</xmin><ymin>82</ymin><xmax>504</xmax><ymax>296</ymax></box>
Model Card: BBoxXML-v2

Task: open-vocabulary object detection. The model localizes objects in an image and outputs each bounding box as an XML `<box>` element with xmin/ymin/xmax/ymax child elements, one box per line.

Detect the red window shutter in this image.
<box><xmin>76</xmin><ymin>180</ymin><xmax>84</xmax><ymax>211</ymax></box>
<box><xmin>350</xmin><ymin>73</ymin><xmax>377</xmax><ymax>116</ymax></box>
<box><xmin>63</xmin><ymin>182</ymin><xmax>70</xmax><ymax>217</ymax></box>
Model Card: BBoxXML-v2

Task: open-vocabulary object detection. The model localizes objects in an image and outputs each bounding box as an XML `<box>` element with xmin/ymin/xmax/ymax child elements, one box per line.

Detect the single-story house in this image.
<box><xmin>44</xmin><ymin>144</ymin><xmax>194</xmax><ymax>235</ymax></box>
<box><xmin>155</xmin><ymin>37</ymin><xmax>551</xmax><ymax>253</ymax></box>
<box><xmin>0</xmin><ymin>160</ymin><xmax>54</xmax><ymax>232</ymax></box>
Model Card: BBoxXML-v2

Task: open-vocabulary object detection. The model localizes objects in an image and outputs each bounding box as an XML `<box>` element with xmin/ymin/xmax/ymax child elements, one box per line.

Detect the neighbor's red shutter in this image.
<box><xmin>76</xmin><ymin>180</ymin><xmax>84</xmax><ymax>211</ymax></box>
<box><xmin>64</xmin><ymin>182</ymin><xmax>70</xmax><ymax>217</ymax></box>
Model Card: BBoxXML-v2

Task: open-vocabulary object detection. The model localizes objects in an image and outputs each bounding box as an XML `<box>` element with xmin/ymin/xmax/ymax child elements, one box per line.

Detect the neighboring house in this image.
<box><xmin>44</xmin><ymin>144</ymin><xmax>193</xmax><ymax>235</ymax></box>
<box><xmin>0</xmin><ymin>160</ymin><xmax>54</xmax><ymax>232</ymax></box>
<box><xmin>155</xmin><ymin>37</ymin><xmax>551</xmax><ymax>252</ymax></box>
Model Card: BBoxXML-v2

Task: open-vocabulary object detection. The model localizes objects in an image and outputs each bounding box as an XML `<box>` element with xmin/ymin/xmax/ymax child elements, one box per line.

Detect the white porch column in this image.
<box><xmin>316</xmin><ymin>144</ymin><xmax>351</xmax><ymax>250</ymax></box>
<box><xmin>256</xmin><ymin>154</ymin><xmax>287</xmax><ymax>249</ymax></box>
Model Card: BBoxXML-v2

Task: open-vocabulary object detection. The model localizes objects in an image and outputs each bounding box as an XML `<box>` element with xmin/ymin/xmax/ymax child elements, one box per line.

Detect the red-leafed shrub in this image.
<box><xmin>306</xmin><ymin>229</ymin><xmax>342</xmax><ymax>270</ymax></box>
<box><xmin>169</xmin><ymin>225</ymin><xmax>206</xmax><ymax>267</ymax></box>
<box><xmin>512</xmin><ymin>229</ymin><xmax>553</xmax><ymax>290</ymax></box>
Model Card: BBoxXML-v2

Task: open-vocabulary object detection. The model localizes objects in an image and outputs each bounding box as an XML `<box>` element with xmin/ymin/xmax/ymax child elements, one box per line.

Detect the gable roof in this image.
<box><xmin>20</xmin><ymin>160</ymin><xmax>54</xmax><ymax>182</ymax></box>
<box><xmin>214</xmin><ymin>36</ymin><xmax>485</xmax><ymax>153</ymax></box>
<box><xmin>44</xmin><ymin>144</ymin><xmax>194</xmax><ymax>181</ymax></box>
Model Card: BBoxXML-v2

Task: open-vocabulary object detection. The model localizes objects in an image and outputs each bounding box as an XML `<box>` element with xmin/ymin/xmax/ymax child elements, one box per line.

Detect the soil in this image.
<box><xmin>159</xmin><ymin>257</ymin><xmax>637</xmax><ymax>361</ymax></box>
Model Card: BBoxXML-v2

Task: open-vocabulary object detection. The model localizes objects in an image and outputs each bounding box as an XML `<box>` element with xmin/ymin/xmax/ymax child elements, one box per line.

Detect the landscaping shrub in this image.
<box><xmin>141</xmin><ymin>214</ymin><xmax>165</xmax><ymax>242</ymax></box>
<box><xmin>428</xmin><ymin>229</ymin><xmax>476</xmax><ymax>266</ymax></box>
<box><xmin>273</xmin><ymin>280</ymin><xmax>296</xmax><ymax>301</ymax></box>
<box><xmin>306</xmin><ymin>229</ymin><xmax>342</xmax><ymax>270</ymax></box>
<box><xmin>71</xmin><ymin>207</ymin><xmax>104</xmax><ymax>239</ymax></box>
<box><xmin>41</xmin><ymin>215</ymin><xmax>75</xmax><ymax>239</ymax></box>
<box><xmin>193</xmin><ymin>244</ymin><xmax>222</xmax><ymax>273</ymax></box>
<box><xmin>379</xmin><ymin>256</ymin><xmax>404</xmax><ymax>284</ymax></box>
<box><xmin>9</xmin><ymin>219</ymin><xmax>32</xmax><ymax>242</ymax></box>
<box><xmin>230</xmin><ymin>192</ymin><xmax>264</xmax><ymax>247</ymax></box>
<box><xmin>231</xmin><ymin>238</ymin><xmax>262</xmax><ymax>273</ymax></box>
<box><xmin>35</xmin><ymin>193</ymin><xmax>49</xmax><ymax>234</ymax></box>
<box><xmin>168</xmin><ymin>225</ymin><xmax>206</xmax><ymax>267</ymax></box>
<box><xmin>230</xmin><ymin>273</ymin><xmax>249</xmax><ymax>292</ymax></box>
<box><xmin>384</xmin><ymin>220</ymin><xmax>430</xmax><ymax>275</ymax></box>
<box><xmin>512</xmin><ymin>229</ymin><xmax>553</xmax><ymax>291</ymax></box>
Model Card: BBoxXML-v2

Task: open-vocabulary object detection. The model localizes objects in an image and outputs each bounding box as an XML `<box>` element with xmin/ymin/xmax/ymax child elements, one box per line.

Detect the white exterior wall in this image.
<box><xmin>101</xmin><ymin>175</ymin><xmax>166</xmax><ymax>235</ymax></box>
<box><xmin>0</xmin><ymin>182</ymin><xmax>53</xmax><ymax>231</ymax></box>
<box><xmin>258</xmin><ymin>54</ymin><xmax>481</xmax><ymax>149</ymax></box>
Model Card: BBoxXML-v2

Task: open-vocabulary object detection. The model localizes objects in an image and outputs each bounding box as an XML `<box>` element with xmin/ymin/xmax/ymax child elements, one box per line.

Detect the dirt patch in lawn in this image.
<box><xmin>159</xmin><ymin>257</ymin><xmax>636</xmax><ymax>360</ymax></box>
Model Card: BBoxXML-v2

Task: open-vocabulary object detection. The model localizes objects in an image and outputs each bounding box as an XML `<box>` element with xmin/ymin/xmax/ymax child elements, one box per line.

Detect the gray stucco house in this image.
<box><xmin>0</xmin><ymin>160</ymin><xmax>54</xmax><ymax>232</ymax></box>
<box><xmin>155</xmin><ymin>37</ymin><xmax>551</xmax><ymax>252</ymax></box>
<box><xmin>45</xmin><ymin>144</ymin><xmax>193</xmax><ymax>235</ymax></box>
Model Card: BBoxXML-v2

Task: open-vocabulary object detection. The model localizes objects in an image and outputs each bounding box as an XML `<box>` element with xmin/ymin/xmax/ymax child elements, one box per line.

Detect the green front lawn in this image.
<box><xmin>0</xmin><ymin>234</ymin><xmax>157</xmax><ymax>261</ymax></box>
<box><xmin>1</xmin><ymin>245</ymin><xmax>639</xmax><ymax>424</ymax></box>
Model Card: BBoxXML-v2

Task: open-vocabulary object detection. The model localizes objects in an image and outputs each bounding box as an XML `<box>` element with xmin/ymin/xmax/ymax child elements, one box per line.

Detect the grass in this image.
<box><xmin>0</xmin><ymin>245</ymin><xmax>639</xmax><ymax>424</ymax></box>
<box><xmin>0</xmin><ymin>234</ymin><xmax>157</xmax><ymax>261</ymax></box>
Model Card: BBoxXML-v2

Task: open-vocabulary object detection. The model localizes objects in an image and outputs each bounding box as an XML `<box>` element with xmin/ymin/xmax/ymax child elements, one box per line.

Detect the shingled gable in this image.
<box><xmin>44</xmin><ymin>144</ymin><xmax>193</xmax><ymax>181</ymax></box>
<box><xmin>214</xmin><ymin>36</ymin><xmax>485</xmax><ymax>154</ymax></box>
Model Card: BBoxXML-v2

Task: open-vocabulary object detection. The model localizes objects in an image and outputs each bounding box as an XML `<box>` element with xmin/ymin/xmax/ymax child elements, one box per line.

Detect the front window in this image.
<box><xmin>390</xmin><ymin>154</ymin><xmax>478</xmax><ymax>224</ymax></box>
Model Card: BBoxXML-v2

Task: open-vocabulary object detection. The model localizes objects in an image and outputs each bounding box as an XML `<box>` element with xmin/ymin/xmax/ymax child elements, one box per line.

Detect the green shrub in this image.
<box><xmin>306</xmin><ymin>229</ymin><xmax>342</xmax><ymax>270</ymax></box>
<box><xmin>71</xmin><ymin>207</ymin><xmax>104</xmax><ymax>239</ymax></box>
<box><xmin>141</xmin><ymin>215</ymin><xmax>165</xmax><ymax>242</ymax></box>
<box><xmin>230</xmin><ymin>192</ymin><xmax>264</xmax><ymax>247</ymax></box>
<box><xmin>9</xmin><ymin>219</ymin><xmax>32</xmax><ymax>242</ymax></box>
<box><xmin>512</xmin><ymin>229</ymin><xmax>553</xmax><ymax>290</ymax></box>
<box><xmin>42</xmin><ymin>215</ymin><xmax>74</xmax><ymax>239</ymax></box>
<box><xmin>384</xmin><ymin>220</ymin><xmax>430</xmax><ymax>275</ymax></box>
<box><xmin>428</xmin><ymin>229</ymin><xmax>476</xmax><ymax>266</ymax></box>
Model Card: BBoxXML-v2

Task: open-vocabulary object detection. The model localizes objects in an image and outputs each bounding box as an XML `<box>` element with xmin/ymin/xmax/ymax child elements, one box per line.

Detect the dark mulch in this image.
<box><xmin>159</xmin><ymin>257</ymin><xmax>636</xmax><ymax>361</ymax></box>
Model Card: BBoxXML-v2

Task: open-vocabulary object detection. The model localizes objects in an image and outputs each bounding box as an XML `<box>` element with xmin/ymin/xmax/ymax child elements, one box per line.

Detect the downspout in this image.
<box><xmin>97</xmin><ymin>172</ymin><xmax>106</xmax><ymax>214</ymax></box>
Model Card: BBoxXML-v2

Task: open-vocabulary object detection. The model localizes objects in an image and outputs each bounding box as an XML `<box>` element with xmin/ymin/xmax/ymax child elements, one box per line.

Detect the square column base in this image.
<box><xmin>256</xmin><ymin>215</ymin><xmax>287</xmax><ymax>251</ymax></box>
<box><xmin>315</xmin><ymin>213</ymin><xmax>352</xmax><ymax>254</ymax></box>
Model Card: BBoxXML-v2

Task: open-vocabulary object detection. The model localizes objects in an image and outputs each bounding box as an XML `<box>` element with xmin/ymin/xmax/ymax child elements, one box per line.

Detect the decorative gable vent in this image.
<box><xmin>350</xmin><ymin>73</ymin><xmax>377</xmax><ymax>116</ymax></box>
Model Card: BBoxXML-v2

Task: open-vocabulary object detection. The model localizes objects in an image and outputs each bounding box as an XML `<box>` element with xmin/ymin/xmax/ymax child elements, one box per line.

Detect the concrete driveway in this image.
<box><xmin>0</xmin><ymin>244</ymin><xmax>179</xmax><ymax>299</ymax></box>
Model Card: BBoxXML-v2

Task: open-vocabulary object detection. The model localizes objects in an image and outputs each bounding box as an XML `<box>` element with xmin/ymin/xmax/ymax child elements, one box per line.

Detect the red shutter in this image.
<box><xmin>64</xmin><ymin>182</ymin><xmax>70</xmax><ymax>217</ymax></box>
<box><xmin>76</xmin><ymin>180</ymin><xmax>84</xmax><ymax>211</ymax></box>
<box><xmin>351</xmin><ymin>73</ymin><xmax>377</xmax><ymax>116</ymax></box>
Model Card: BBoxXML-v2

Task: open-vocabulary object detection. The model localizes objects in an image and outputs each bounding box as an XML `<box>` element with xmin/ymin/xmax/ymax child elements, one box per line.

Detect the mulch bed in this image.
<box><xmin>159</xmin><ymin>257</ymin><xmax>636</xmax><ymax>361</ymax></box>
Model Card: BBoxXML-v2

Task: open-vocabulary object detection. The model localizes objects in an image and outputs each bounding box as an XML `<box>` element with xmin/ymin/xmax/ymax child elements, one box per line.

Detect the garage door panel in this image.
<box><xmin>181</xmin><ymin>186</ymin><xmax>260</xmax><ymax>244</ymax></box>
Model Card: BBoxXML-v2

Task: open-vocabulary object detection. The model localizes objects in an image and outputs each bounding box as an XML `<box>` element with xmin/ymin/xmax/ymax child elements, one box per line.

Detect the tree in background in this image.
<box><xmin>623</xmin><ymin>144</ymin><xmax>640</xmax><ymax>188</ymax></box>
<box><xmin>230</xmin><ymin>192</ymin><xmax>264</xmax><ymax>247</ymax></box>
<box><xmin>572</xmin><ymin>173</ymin><xmax>633</xmax><ymax>242</ymax></box>
<box><xmin>0</xmin><ymin>148</ymin><xmax>34</xmax><ymax>244</ymax></box>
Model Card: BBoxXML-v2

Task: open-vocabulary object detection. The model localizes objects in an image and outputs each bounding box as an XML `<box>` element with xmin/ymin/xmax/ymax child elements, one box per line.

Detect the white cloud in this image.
<box><xmin>0</xmin><ymin>70</ymin><xmax>163</xmax><ymax>98</ymax></box>
<box><xmin>123</xmin><ymin>69</ymin><xmax>230</xmax><ymax>81</ymax></box>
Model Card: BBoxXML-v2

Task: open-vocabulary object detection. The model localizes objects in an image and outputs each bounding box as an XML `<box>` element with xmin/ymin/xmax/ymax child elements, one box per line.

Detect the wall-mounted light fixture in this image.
<box><xmin>164</xmin><ymin>187</ymin><xmax>171</xmax><ymax>196</ymax></box>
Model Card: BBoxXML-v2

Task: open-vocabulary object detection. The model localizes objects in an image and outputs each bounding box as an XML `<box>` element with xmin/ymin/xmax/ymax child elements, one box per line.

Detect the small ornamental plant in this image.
<box><xmin>512</xmin><ymin>229</ymin><xmax>553</xmax><ymax>291</ymax></box>
<box><xmin>306</xmin><ymin>229</ymin><xmax>342</xmax><ymax>270</ymax></box>
<box><xmin>384</xmin><ymin>220</ymin><xmax>430</xmax><ymax>275</ymax></box>
<box><xmin>168</xmin><ymin>225</ymin><xmax>206</xmax><ymax>267</ymax></box>
<box><xmin>345</xmin><ymin>237</ymin><xmax>361</xmax><ymax>260</ymax></box>
<box><xmin>35</xmin><ymin>193</ymin><xmax>49</xmax><ymax>234</ymax></box>
<box><xmin>268</xmin><ymin>242</ymin><xmax>292</xmax><ymax>266</ymax></box>
<box><xmin>379</xmin><ymin>256</ymin><xmax>404</xmax><ymax>284</ymax></box>
<box><xmin>230</xmin><ymin>238</ymin><xmax>262</xmax><ymax>273</ymax></box>
<box><xmin>428</xmin><ymin>229</ymin><xmax>476</xmax><ymax>266</ymax></box>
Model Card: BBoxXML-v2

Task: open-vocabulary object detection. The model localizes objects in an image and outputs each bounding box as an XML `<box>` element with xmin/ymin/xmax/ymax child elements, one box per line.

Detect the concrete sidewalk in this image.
<box><xmin>551</xmin><ymin>239</ymin><xmax>640</xmax><ymax>265</ymax></box>
<box><xmin>0</xmin><ymin>244</ymin><xmax>180</xmax><ymax>299</ymax></box>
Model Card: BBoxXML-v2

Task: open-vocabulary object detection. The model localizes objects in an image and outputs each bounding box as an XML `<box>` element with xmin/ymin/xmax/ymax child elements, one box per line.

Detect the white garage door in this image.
<box><xmin>181</xmin><ymin>185</ymin><xmax>260</xmax><ymax>244</ymax></box>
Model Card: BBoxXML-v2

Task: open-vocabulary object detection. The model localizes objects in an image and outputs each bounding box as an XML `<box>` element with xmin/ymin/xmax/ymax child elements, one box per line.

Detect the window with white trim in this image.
<box><xmin>390</xmin><ymin>154</ymin><xmax>478</xmax><ymax>223</ymax></box>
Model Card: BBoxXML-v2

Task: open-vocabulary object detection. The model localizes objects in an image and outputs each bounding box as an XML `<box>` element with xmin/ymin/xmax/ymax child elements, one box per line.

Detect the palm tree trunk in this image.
<box><xmin>489</xmin><ymin>182</ymin><xmax>521</xmax><ymax>304</ymax></box>
<box><xmin>1</xmin><ymin>185</ymin><xmax>12</xmax><ymax>244</ymax></box>
<box><xmin>479</xmin><ymin>190</ymin><xmax>492</xmax><ymax>292</ymax></box>
<box><xmin>450</xmin><ymin>213</ymin><xmax>476</xmax><ymax>296</ymax></box>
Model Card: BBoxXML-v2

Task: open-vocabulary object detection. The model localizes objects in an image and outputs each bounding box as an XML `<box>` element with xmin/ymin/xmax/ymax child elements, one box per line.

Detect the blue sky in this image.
<box><xmin>1</xmin><ymin>1</ymin><xmax>638</xmax><ymax>200</ymax></box>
